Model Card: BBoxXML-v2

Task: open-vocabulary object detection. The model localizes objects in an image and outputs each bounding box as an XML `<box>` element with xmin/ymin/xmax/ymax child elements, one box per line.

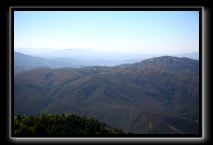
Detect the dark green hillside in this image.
<box><xmin>13</xmin><ymin>113</ymin><xmax>124</xmax><ymax>137</ymax></box>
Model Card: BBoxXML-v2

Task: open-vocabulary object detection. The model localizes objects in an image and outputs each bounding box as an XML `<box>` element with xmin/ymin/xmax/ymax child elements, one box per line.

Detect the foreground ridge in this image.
<box><xmin>13</xmin><ymin>113</ymin><xmax>125</xmax><ymax>137</ymax></box>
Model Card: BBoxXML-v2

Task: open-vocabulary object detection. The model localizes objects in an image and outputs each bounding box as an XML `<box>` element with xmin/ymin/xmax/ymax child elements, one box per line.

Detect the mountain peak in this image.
<box><xmin>131</xmin><ymin>56</ymin><xmax>199</xmax><ymax>74</ymax></box>
<box><xmin>143</xmin><ymin>56</ymin><xmax>186</xmax><ymax>62</ymax></box>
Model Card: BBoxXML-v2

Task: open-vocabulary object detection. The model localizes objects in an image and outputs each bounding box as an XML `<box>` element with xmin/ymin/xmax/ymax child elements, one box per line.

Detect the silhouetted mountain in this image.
<box><xmin>15</xmin><ymin>49</ymin><xmax>199</xmax><ymax>69</ymax></box>
<box><xmin>14</xmin><ymin>56</ymin><xmax>199</xmax><ymax>134</ymax></box>
<box><xmin>15</xmin><ymin>48</ymin><xmax>158</xmax><ymax>67</ymax></box>
<box><xmin>14</xmin><ymin>52</ymin><xmax>79</xmax><ymax>73</ymax></box>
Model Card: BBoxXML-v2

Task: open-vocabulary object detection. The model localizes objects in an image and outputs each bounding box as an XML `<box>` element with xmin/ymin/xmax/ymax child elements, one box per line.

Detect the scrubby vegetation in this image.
<box><xmin>13</xmin><ymin>113</ymin><xmax>125</xmax><ymax>137</ymax></box>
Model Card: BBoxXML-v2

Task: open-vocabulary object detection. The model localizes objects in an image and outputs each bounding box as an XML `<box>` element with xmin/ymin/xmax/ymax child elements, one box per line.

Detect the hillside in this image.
<box><xmin>14</xmin><ymin>56</ymin><xmax>200</xmax><ymax>134</ymax></box>
<box><xmin>13</xmin><ymin>113</ymin><xmax>124</xmax><ymax>137</ymax></box>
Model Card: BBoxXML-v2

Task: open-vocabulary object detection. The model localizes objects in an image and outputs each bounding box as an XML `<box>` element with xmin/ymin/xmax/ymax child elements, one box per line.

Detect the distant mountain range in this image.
<box><xmin>14</xmin><ymin>51</ymin><xmax>199</xmax><ymax>74</ymax></box>
<box><xmin>14</xmin><ymin>56</ymin><xmax>199</xmax><ymax>134</ymax></box>
<box><xmin>14</xmin><ymin>52</ymin><xmax>80</xmax><ymax>73</ymax></box>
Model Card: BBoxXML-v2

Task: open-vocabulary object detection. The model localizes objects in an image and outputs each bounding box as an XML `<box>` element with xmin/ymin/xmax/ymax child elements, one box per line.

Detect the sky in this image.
<box><xmin>14</xmin><ymin>11</ymin><xmax>199</xmax><ymax>55</ymax></box>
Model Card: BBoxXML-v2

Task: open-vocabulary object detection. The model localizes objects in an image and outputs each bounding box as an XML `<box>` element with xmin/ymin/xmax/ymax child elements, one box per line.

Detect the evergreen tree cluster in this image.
<box><xmin>13</xmin><ymin>113</ymin><xmax>125</xmax><ymax>137</ymax></box>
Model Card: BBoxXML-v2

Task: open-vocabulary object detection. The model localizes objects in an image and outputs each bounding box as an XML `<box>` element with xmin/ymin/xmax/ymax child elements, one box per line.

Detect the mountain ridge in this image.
<box><xmin>14</xmin><ymin>56</ymin><xmax>199</xmax><ymax>134</ymax></box>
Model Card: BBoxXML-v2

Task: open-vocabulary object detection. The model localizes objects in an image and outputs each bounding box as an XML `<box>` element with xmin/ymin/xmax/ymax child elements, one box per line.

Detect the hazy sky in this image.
<box><xmin>14</xmin><ymin>11</ymin><xmax>199</xmax><ymax>55</ymax></box>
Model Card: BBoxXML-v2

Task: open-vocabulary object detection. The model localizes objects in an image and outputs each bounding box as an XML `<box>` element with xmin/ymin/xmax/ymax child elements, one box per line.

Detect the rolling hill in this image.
<box><xmin>14</xmin><ymin>56</ymin><xmax>200</xmax><ymax>134</ymax></box>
